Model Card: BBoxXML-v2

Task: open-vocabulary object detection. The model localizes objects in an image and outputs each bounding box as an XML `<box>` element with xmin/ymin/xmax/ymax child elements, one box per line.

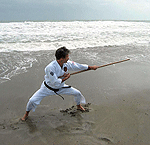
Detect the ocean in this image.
<box><xmin>0</xmin><ymin>20</ymin><xmax>150</xmax><ymax>84</ymax></box>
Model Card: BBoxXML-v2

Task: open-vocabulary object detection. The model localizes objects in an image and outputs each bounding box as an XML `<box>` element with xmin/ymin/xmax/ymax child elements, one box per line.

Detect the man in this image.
<box><xmin>21</xmin><ymin>47</ymin><xmax>98</xmax><ymax>121</ymax></box>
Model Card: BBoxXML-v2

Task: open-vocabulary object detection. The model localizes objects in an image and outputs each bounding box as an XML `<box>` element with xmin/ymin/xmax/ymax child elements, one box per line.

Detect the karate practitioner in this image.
<box><xmin>21</xmin><ymin>47</ymin><xmax>98</xmax><ymax>121</ymax></box>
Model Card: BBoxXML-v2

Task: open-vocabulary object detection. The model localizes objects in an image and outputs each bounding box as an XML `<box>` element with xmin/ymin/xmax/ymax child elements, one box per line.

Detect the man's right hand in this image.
<box><xmin>62</xmin><ymin>73</ymin><xmax>70</xmax><ymax>82</ymax></box>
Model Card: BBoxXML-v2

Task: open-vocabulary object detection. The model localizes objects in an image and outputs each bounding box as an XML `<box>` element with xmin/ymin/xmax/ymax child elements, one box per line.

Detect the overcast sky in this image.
<box><xmin>0</xmin><ymin>0</ymin><xmax>150</xmax><ymax>21</ymax></box>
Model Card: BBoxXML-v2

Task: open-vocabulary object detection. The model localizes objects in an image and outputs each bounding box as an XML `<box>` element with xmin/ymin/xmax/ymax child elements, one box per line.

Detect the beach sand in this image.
<box><xmin>1</xmin><ymin>59</ymin><xmax>150</xmax><ymax>145</ymax></box>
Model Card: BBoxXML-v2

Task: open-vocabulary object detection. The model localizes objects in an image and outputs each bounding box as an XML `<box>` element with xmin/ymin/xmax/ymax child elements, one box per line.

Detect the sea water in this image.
<box><xmin>0</xmin><ymin>20</ymin><xmax>150</xmax><ymax>83</ymax></box>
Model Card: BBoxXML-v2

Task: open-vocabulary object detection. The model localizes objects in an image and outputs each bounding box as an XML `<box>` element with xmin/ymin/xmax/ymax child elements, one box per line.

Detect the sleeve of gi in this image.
<box><xmin>66</xmin><ymin>60</ymin><xmax>88</xmax><ymax>71</ymax></box>
<box><xmin>44</xmin><ymin>66</ymin><xmax>62</xmax><ymax>88</ymax></box>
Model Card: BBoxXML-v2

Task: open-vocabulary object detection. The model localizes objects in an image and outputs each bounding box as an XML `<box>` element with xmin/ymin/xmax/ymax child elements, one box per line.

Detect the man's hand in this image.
<box><xmin>88</xmin><ymin>65</ymin><xmax>99</xmax><ymax>70</ymax></box>
<box><xmin>62</xmin><ymin>73</ymin><xmax>70</xmax><ymax>82</ymax></box>
<box><xmin>64</xmin><ymin>73</ymin><xmax>70</xmax><ymax>78</ymax></box>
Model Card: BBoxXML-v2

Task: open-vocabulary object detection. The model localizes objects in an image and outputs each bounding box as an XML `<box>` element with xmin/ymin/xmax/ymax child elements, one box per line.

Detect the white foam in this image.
<box><xmin>0</xmin><ymin>21</ymin><xmax>150</xmax><ymax>52</ymax></box>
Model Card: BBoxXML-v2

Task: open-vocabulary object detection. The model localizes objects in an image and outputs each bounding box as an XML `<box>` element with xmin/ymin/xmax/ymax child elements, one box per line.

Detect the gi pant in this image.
<box><xmin>26</xmin><ymin>82</ymin><xmax>86</xmax><ymax>112</ymax></box>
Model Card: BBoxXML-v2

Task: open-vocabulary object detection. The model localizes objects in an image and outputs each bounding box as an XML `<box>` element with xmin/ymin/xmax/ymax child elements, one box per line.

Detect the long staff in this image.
<box><xmin>70</xmin><ymin>58</ymin><xmax>130</xmax><ymax>76</ymax></box>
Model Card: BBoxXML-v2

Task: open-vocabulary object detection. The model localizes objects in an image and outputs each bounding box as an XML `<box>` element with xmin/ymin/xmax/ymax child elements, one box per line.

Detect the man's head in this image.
<box><xmin>55</xmin><ymin>46</ymin><xmax>70</xmax><ymax>60</ymax></box>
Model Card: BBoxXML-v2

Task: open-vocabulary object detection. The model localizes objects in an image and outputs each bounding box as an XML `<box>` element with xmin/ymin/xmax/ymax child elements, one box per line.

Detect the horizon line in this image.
<box><xmin>1</xmin><ymin>19</ymin><xmax>150</xmax><ymax>23</ymax></box>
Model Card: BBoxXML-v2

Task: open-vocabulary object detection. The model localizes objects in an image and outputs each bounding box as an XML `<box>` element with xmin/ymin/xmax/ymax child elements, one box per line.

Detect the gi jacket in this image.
<box><xmin>44</xmin><ymin>60</ymin><xmax>88</xmax><ymax>89</ymax></box>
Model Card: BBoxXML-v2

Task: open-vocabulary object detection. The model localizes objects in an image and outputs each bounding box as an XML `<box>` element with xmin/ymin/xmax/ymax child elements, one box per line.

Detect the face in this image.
<box><xmin>61</xmin><ymin>54</ymin><xmax>69</xmax><ymax>63</ymax></box>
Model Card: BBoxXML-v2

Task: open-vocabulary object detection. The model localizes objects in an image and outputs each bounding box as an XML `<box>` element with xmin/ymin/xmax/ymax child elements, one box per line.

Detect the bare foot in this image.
<box><xmin>20</xmin><ymin>111</ymin><xmax>29</xmax><ymax>121</ymax></box>
<box><xmin>77</xmin><ymin>104</ymin><xmax>85</xmax><ymax>111</ymax></box>
<box><xmin>20</xmin><ymin>115</ymin><xmax>28</xmax><ymax>121</ymax></box>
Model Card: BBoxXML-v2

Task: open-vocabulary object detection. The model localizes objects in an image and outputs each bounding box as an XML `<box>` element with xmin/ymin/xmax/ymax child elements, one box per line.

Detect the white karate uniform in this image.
<box><xmin>26</xmin><ymin>60</ymin><xmax>88</xmax><ymax>112</ymax></box>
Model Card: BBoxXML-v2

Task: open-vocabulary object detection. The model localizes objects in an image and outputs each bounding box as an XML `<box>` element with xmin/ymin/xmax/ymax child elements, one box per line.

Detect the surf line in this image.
<box><xmin>60</xmin><ymin>58</ymin><xmax>130</xmax><ymax>77</ymax></box>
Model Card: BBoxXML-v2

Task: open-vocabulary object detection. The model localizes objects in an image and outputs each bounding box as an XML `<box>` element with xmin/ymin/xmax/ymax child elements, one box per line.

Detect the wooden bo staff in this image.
<box><xmin>69</xmin><ymin>58</ymin><xmax>130</xmax><ymax>76</ymax></box>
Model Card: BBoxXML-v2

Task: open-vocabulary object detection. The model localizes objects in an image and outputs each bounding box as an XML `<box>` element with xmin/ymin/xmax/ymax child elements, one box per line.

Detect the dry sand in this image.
<box><xmin>1</xmin><ymin>60</ymin><xmax>150</xmax><ymax>145</ymax></box>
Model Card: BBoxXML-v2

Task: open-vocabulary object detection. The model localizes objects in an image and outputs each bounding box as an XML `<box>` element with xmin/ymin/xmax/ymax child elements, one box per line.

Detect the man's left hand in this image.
<box><xmin>88</xmin><ymin>65</ymin><xmax>99</xmax><ymax>70</ymax></box>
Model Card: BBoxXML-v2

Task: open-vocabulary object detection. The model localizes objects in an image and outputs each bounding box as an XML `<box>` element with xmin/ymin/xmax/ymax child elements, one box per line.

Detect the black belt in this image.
<box><xmin>44</xmin><ymin>81</ymin><xmax>71</xmax><ymax>100</ymax></box>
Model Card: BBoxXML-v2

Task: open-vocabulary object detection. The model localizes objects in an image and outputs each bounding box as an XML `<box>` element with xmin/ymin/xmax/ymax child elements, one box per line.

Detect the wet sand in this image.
<box><xmin>1</xmin><ymin>60</ymin><xmax>150</xmax><ymax>145</ymax></box>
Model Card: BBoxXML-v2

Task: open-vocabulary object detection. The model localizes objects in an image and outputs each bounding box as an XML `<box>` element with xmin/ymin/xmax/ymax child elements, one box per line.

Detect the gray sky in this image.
<box><xmin>1</xmin><ymin>0</ymin><xmax>150</xmax><ymax>21</ymax></box>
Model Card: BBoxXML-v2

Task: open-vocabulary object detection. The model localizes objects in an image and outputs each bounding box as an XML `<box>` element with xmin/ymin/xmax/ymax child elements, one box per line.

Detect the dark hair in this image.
<box><xmin>55</xmin><ymin>46</ymin><xmax>70</xmax><ymax>60</ymax></box>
